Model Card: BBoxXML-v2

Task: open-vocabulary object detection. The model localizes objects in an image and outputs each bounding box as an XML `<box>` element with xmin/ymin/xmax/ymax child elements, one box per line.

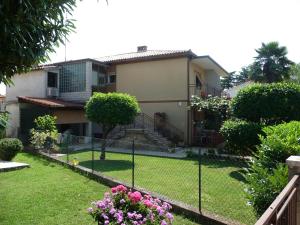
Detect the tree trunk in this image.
<box><xmin>99</xmin><ymin>124</ymin><xmax>115</xmax><ymax>160</ymax></box>
<box><xmin>100</xmin><ymin>138</ymin><xmax>106</xmax><ymax>160</ymax></box>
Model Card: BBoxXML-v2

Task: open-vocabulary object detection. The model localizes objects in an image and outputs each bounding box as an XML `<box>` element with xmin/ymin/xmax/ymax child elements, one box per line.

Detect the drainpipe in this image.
<box><xmin>187</xmin><ymin>57</ymin><xmax>191</xmax><ymax>146</ymax></box>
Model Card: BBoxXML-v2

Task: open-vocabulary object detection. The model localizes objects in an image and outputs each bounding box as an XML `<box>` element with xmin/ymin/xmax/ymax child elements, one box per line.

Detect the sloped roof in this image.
<box><xmin>18</xmin><ymin>96</ymin><xmax>84</xmax><ymax>109</ymax></box>
<box><xmin>97</xmin><ymin>50</ymin><xmax>196</xmax><ymax>63</ymax></box>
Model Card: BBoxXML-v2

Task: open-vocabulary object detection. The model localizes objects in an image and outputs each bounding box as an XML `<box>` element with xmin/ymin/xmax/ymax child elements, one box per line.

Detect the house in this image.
<box><xmin>5</xmin><ymin>46</ymin><xmax>228</xmax><ymax>145</ymax></box>
<box><xmin>224</xmin><ymin>81</ymin><xmax>254</xmax><ymax>98</ymax></box>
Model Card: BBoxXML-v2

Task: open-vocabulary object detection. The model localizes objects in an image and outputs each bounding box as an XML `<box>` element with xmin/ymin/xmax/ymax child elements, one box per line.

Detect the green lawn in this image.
<box><xmin>0</xmin><ymin>153</ymin><xmax>200</xmax><ymax>225</ymax></box>
<box><xmin>62</xmin><ymin>150</ymin><xmax>257</xmax><ymax>225</ymax></box>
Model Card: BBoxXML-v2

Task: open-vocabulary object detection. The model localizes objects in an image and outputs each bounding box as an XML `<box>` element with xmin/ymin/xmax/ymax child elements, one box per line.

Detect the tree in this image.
<box><xmin>30</xmin><ymin>115</ymin><xmax>58</xmax><ymax>151</ymax></box>
<box><xmin>0</xmin><ymin>0</ymin><xmax>76</xmax><ymax>85</ymax></box>
<box><xmin>249</xmin><ymin>42</ymin><xmax>294</xmax><ymax>83</ymax></box>
<box><xmin>289</xmin><ymin>63</ymin><xmax>300</xmax><ymax>83</ymax></box>
<box><xmin>85</xmin><ymin>93</ymin><xmax>140</xmax><ymax>160</ymax></box>
<box><xmin>220</xmin><ymin>72</ymin><xmax>235</xmax><ymax>89</ymax></box>
<box><xmin>235</xmin><ymin>66</ymin><xmax>250</xmax><ymax>84</ymax></box>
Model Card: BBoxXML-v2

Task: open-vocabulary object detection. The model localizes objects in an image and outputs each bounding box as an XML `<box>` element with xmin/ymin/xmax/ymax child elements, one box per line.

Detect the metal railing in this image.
<box><xmin>255</xmin><ymin>174</ymin><xmax>299</xmax><ymax>225</ymax></box>
<box><xmin>125</xmin><ymin>113</ymin><xmax>184</xmax><ymax>144</ymax></box>
<box><xmin>189</xmin><ymin>84</ymin><xmax>222</xmax><ymax>98</ymax></box>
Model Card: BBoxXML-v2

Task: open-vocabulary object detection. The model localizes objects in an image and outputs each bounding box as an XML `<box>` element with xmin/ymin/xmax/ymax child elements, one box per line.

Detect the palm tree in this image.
<box><xmin>250</xmin><ymin>42</ymin><xmax>294</xmax><ymax>83</ymax></box>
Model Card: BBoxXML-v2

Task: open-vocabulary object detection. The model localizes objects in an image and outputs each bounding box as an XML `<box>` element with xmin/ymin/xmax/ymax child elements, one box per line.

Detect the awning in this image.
<box><xmin>191</xmin><ymin>55</ymin><xmax>229</xmax><ymax>77</ymax></box>
<box><xmin>18</xmin><ymin>96</ymin><xmax>84</xmax><ymax>109</ymax></box>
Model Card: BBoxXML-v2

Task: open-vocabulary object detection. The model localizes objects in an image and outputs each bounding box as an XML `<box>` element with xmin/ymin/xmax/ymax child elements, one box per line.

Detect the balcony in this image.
<box><xmin>92</xmin><ymin>83</ymin><xmax>116</xmax><ymax>93</ymax></box>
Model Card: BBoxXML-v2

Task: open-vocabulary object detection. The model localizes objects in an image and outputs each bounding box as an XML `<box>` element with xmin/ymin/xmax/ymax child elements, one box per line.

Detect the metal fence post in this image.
<box><xmin>91</xmin><ymin>137</ymin><xmax>94</xmax><ymax>173</ymax></box>
<box><xmin>132</xmin><ymin>139</ymin><xmax>135</xmax><ymax>188</ymax></box>
<box><xmin>198</xmin><ymin>147</ymin><xmax>202</xmax><ymax>213</ymax></box>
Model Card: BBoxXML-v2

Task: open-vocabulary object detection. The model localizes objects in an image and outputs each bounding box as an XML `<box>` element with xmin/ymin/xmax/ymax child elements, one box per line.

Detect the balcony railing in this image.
<box><xmin>255</xmin><ymin>174</ymin><xmax>299</xmax><ymax>225</ymax></box>
<box><xmin>92</xmin><ymin>83</ymin><xmax>116</xmax><ymax>93</ymax></box>
<box><xmin>189</xmin><ymin>84</ymin><xmax>222</xmax><ymax>98</ymax></box>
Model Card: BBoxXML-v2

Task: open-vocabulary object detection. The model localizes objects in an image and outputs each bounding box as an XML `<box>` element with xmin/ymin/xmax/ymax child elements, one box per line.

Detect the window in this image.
<box><xmin>92</xmin><ymin>63</ymin><xmax>107</xmax><ymax>86</ymax></box>
<box><xmin>109</xmin><ymin>75</ymin><xmax>116</xmax><ymax>83</ymax></box>
<box><xmin>196</xmin><ymin>75</ymin><xmax>202</xmax><ymax>89</ymax></box>
<box><xmin>47</xmin><ymin>72</ymin><xmax>58</xmax><ymax>88</ymax></box>
<box><xmin>59</xmin><ymin>62</ymin><xmax>86</xmax><ymax>93</ymax></box>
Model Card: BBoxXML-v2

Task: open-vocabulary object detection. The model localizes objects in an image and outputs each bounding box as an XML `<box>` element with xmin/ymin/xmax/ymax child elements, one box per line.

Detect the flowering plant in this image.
<box><xmin>88</xmin><ymin>185</ymin><xmax>174</xmax><ymax>225</ymax></box>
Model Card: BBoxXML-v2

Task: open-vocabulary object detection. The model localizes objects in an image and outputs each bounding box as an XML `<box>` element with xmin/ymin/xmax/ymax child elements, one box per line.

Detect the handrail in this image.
<box><xmin>255</xmin><ymin>174</ymin><xmax>299</xmax><ymax>225</ymax></box>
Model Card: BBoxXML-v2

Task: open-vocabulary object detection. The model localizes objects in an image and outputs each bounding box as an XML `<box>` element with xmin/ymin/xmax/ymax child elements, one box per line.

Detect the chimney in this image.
<box><xmin>137</xmin><ymin>46</ymin><xmax>147</xmax><ymax>52</ymax></box>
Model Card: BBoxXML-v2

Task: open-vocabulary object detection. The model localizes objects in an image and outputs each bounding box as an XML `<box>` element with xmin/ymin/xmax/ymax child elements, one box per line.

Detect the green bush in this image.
<box><xmin>220</xmin><ymin>119</ymin><xmax>264</xmax><ymax>155</ymax></box>
<box><xmin>231</xmin><ymin>83</ymin><xmax>300</xmax><ymax>123</ymax></box>
<box><xmin>246</xmin><ymin>121</ymin><xmax>300</xmax><ymax>215</ymax></box>
<box><xmin>191</xmin><ymin>95</ymin><xmax>230</xmax><ymax>130</ymax></box>
<box><xmin>0</xmin><ymin>138</ymin><xmax>23</xmax><ymax>161</ymax></box>
<box><xmin>256</xmin><ymin>121</ymin><xmax>300</xmax><ymax>169</ymax></box>
<box><xmin>246</xmin><ymin>163</ymin><xmax>288</xmax><ymax>215</ymax></box>
<box><xmin>34</xmin><ymin>115</ymin><xmax>57</xmax><ymax>132</ymax></box>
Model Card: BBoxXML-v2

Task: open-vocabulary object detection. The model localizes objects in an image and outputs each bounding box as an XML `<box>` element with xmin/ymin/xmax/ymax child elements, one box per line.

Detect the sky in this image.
<box><xmin>2</xmin><ymin>0</ymin><xmax>300</xmax><ymax>94</ymax></box>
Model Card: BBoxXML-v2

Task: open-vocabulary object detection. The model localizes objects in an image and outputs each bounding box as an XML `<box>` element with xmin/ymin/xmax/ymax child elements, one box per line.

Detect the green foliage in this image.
<box><xmin>85</xmin><ymin>93</ymin><xmax>140</xmax><ymax>159</ymax></box>
<box><xmin>249</xmin><ymin>42</ymin><xmax>294</xmax><ymax>83</ymax></box>
<box><xmin>220</xmin><ymin>72</ymin><xmax>234</xmax><ymax>89</ymax></box>
<box><xmin>85</xmin><ymin>93</ymin><xmax>140</xmax><ymax>128</ymax></box>
<box><xmin>34</xmin><ymin>115</ymin><xmax>57</xmax><ymax>132</ymax></box>
<box><xmin>0</xmin><ymin>0</ymin><xmax>76</xmax><ymax>85</ymax></box>
<box><xmin>0</xmin><ymin>112</ymin><xmax>9</xmax><ymax>138</ymax></box>
<box><xmin>0</xmin><ymin>138</ymin><xmax>23</xmax><ymax>161</ymax></box>
<box><xmin>246</xmin><ymin>121</ymin><xmax>300</xmax><ymax>215</ymax></box>
<box><xmin>256</xmin><ymin>121</ymin><xmax>300</xmax><ymax>169</ymax></box>
<box><xmin>191</xmin><ymin>95</ymin><xmax>230</xmax><ymax>130</ymax></box>
<box><xmin>30</xmin><ymin>115</ymin><xmax>58</xmax><ymax>151</ymax></box>
<box><xmin>231</xmin><ymin>82</ymin><xmax>300</xmax><ymax>123</ymax></box>
<box><xmin>246</xmin><ymin>164</ymin><xmax>288</xmax><ymax>215</ymax></box>
<box><xmin>220</xmin><ymin>119</ymin><xmax>264</xmax><ymax>155</ymax></box>
<box><xmin>289</xmin><ymin>63</ymin><xmax>300</xmax><ymax>83</ymax></box>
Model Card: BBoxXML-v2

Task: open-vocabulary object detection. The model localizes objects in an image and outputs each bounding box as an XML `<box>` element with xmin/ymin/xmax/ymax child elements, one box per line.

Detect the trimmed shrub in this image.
<box><xmin>231</xmin><ymin>83</ymin><xmax>300</xmax><ymax>123</ymax></box>
<box><xmin>246</xmin><ymin>121</ymin><xmax>300</xmax><ymax>215</ymax></box>
<box><xmin>220</xmin><ymin>119</ymin><xmax>264</xmax><ymax>155</ymax></box>
<box><xmin>34</xmin><ymin>115</ymin><xmax>57</xmax><ymax>132</ymax></box>
<box><xmin>0</xmin><ymin>138</ymin><xmax>23</xmax><ymax>161</ymax></box>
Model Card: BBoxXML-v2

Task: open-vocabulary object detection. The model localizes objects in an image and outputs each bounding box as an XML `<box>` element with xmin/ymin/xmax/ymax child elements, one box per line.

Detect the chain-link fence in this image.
<box><xmin>43</xmin><ymin>134</ymin><xmax>256</xmax><ymax>225</ymax></box>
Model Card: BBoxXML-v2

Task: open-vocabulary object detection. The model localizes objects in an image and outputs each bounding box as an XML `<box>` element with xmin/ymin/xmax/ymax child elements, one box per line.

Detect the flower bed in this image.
<box><xmin>88</xmin><ymin>185</ymin><xmax>174</xmax><ymax>225</ymax></box>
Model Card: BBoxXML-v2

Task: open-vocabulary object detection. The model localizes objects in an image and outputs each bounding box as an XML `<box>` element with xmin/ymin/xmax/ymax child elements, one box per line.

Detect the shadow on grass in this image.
<box><xmin>229</xmin><ymin>169</ymin><xmax>248</xmax><ymax>183</ymax></box>
<box><xmin>80</xmin><ymin>159</ymin><xmax>132</xmax><ymax>172</ymax></box>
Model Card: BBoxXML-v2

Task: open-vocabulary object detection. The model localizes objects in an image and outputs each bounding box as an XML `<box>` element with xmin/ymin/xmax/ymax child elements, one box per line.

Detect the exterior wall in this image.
<box><xmin>6</xmin><ymin>70</ymin><xmax>47</xmax><ymax>102</ymax></box>
<box><xmin>59</xmin><ymin>61</ymin><xmax>92</xmax><ymax>102</ymax></box>
<box><xmin>116</xmin><ymin>58</ymin><xmax>188</xmax><ymax>101</ymax></box>
<box><xmin>6</xmin><ymin>103</ymin><xmax>20</xmax><ymax>137</ymax></box>
<box><xmin>116</xmin><ymin>58</ymin><xmax>189</xmax><ymax>141</ymax></box>
<box><xmin>139</xmin><ymin>102</ymin><xmax>188</xmax><ymax>141</ymax></box>
<box><xmin>205</xmin><ymin>70</ymin><xmax>222</xmax><ymax>91</ymax></box>
<box><xmin>53</xmin><ymin>109</ymin><xmax>88</xmax><ymax>124</ymax></box>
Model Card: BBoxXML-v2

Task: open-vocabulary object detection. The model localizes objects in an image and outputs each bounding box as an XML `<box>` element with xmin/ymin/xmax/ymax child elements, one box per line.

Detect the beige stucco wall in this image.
<box><xmin>116</xmin><ymin>58</ymin><xmax>188</xmax><ymax>101</ymax></box>
<box><xmin>116</xmin><ymin>58</ymin><xmax>189</xmax><ymax>140</ymax></box>
<box><xmin>53</xmin><ymin>110</ymin><xmax>88</xmax><ymax>124</ymax></box>
<box><xmin>139</xmin><ymin>102</ymin><xmax>188</xmax><ymax>141</ymax></box>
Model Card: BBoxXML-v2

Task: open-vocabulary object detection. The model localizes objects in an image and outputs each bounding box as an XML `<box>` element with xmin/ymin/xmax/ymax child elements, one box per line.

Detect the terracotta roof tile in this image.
<box><xmin>18</xmin><ymin>96</ymin><xmax>84</xmax><ymax>109</ymax></box>
<box><xmin>97</xmin><ymin>50</ymin><xmax>195</xmax><ymax>63</ymax></box>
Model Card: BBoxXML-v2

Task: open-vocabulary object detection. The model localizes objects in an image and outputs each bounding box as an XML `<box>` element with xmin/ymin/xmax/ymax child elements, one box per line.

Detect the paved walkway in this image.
<box><xmin>65</xmin><ymin>143</ymin><xmax>187</xmax><ymax>158</ymax></box>
<box><xmin>0</xmin><ymin>161</ymin><xmax>30</xmax><ymax>172</ymax></box>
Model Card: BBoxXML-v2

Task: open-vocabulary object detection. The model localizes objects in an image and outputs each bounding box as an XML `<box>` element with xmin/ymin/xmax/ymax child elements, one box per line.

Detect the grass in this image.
<box><xmin>0</xmin><ymin>153</ymin><xmax>201</xmax><ymax>225</ymax></box>
<box><xmin>62</xmin><ymin>150</ymin><xmax>257</xmax><ymax>225</ymax></box>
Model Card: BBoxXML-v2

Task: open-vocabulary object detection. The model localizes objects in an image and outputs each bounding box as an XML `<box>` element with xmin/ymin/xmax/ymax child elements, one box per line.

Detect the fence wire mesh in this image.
<box><xmin>45</xmin><ymin>133</ymin><xmax>257</xmax><ymax>225</ymax></box>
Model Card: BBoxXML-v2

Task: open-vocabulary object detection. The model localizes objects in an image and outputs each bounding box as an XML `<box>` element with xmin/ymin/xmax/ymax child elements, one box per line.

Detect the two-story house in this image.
<box><xmin>6</xmin><ymin>46</ymin><xmax>228</xmax><ymax>145</ymax></box>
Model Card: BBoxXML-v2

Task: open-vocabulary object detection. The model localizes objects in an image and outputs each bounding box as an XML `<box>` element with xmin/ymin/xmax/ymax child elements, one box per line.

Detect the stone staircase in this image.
<box><xmin>106</xmin><ymin>113</ymin><xmax>182</xmax><ymax>151</ymax></box>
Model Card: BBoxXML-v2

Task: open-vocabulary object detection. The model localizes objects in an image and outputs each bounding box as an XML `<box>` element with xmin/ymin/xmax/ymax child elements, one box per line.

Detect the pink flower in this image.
<box><xmin>143</xmin><ymin>199</ymin><xmax>153</xmax><ymax>208</ymax></box>
<box><xmin>128</xmin><ymin>191</ymin><xmax>142</xmax><ymax>203</ymax></box>
<box><xmin>116</xmin><ymin>185</ymin><xmax>127</xmax><ymax>193</ymax></box>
